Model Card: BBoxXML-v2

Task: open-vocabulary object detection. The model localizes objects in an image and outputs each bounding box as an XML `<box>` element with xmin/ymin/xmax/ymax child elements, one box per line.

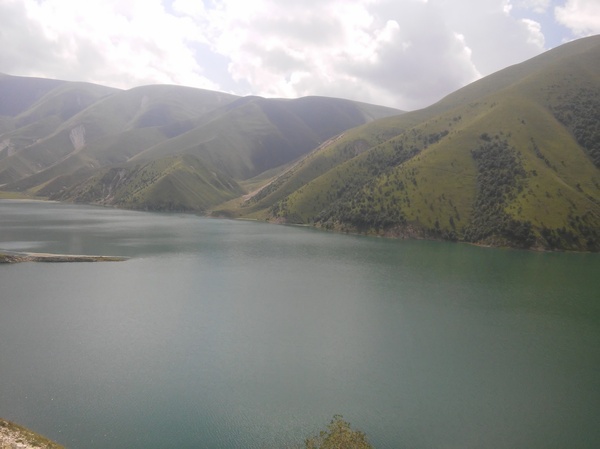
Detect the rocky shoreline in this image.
<box><xmin>0</xmin><ymin>419</ymin><xmax>64</xmax><ymax>449</ymax></box>
<box><xmin>0</xmin><ymin>251</ymin><xmax>127</xmax><ymax>263</ymax></box>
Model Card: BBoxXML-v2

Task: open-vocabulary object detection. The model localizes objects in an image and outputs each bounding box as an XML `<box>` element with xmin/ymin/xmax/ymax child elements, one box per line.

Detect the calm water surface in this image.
<box><xmin>1</xmin><ymin>200</ymin><xmax>599</xmax><ymax>449</ymax></box>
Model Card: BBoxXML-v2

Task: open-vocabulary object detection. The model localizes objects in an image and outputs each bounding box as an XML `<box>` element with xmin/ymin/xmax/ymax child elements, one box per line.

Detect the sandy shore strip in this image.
<box><xmin>0</xmin><ymin>251</ymin><xmax>128</xmax><ymax>263</ymax></box>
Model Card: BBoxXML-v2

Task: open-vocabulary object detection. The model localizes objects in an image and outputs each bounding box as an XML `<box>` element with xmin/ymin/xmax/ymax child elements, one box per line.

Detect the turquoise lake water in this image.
<box><xmin>1</xmin><ymin>199</ymin><xmax>599</xmax><ymax>448</ymax></box>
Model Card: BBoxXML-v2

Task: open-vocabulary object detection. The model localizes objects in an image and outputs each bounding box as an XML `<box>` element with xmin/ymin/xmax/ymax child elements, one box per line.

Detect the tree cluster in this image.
<box><xmin>464</xmin><ymin>137</ymin><xmax>535</xmax><ymax>248</ymax></box>
<box><xmin>308</xmin><ymin>131</ymin><xmax>449</xmax><ymax>230</ymax></box>
<box><xmin>552</xmin><ymin>87</ymin><xmax>600</xmax><ymax>167</ymax></box>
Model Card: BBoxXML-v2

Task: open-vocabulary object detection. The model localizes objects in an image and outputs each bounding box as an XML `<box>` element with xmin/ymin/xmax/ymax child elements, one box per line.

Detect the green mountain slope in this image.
<box><xmin>131</xmin><ymin>95</ymin><xmax>401</xmax><ymax>179</ymax></box>
<box><xmin>0</xmin><ymin>73</ymin><xmax>66</xmax><ymax>117</ymax></box>
<box><xmin>50</xmin><ymin>154</ymin><xmax>243</xmax><ymax>212</ymax></box>
<box><xmin>0</xmin><ymin>83</ymin><xmax>239</xmax><ymax>183</ymax></box>
<box><xmin>14</xmin><ymin>81</ymin><xmax>118</xmax><ymax>128</ymax></box>
<box><xmin>0</xmin><ymin>75</ymin><xmax>400</xmax><ymax>212</ymax></box>
<box><xmin>252</xmin><ymin>35</ymin><xmax>600</xmax><ymax>251</ymax></box>
<box><xmin>0</xmin><ymin>78</ymin><xmax>118</xmax><ymax>182</ymax></box>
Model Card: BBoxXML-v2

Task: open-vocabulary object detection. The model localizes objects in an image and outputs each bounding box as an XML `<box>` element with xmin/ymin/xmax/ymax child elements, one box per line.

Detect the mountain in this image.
<box><xmin>51</xmin><ymin>154</ymin><xmax>244</xmax><ymax>212</ymax></box>
<box><xmin>2</xmin><ymin>36</ymin><xmax>598</xmax><ymax>251</ymax></box>
<box><xmin>0</xmin><ymin>76</ymin><xmax>400</xmax><ymax>211</ymax></box>
<box><xmin>0</xmin><ymin>73</ymin><xmax>67</xmax><ymax>117</ymax></box>
<box><xmin>131</xmin><ymin>95</ymin><xmax>400</xmax><ymax>179</ymax></box>
<box><xmin>235</xmin><ymin>35</ymin><xmax>600</xmax><ymax>251</ymax></box>
<box><xmin>0</xmin><ymin>83</ymin><xmax>238</xmax><ymax>186</ymax></box>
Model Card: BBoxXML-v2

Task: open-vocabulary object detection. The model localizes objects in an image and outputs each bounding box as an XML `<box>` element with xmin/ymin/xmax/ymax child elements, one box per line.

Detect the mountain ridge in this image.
<box><xmin>0</xmin><ymin>77</ymin><xmax>400</xmax><ymax>211</ymax></box>
<box><xmin>1</xmin><ymin>35</ymin><xmax>599</xmax><ymax>250</ymax></box>
<box><xmin>231</xmin><ymin>35</ymin><xmax>600</xmax><ymax>251</ymax></box>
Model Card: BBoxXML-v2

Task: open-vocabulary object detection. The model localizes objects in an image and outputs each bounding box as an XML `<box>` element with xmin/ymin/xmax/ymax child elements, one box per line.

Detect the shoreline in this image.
<box><xmin>2</xmin><ymin>196</ymin><xmax>596</xmax><ymax>253</ymax></box>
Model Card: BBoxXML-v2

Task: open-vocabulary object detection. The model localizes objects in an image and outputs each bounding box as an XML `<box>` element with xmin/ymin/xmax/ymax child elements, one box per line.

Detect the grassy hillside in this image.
<box><xmin>1</xmin><ymin>84</ymin><xmax>239</xmax><ymax>171</ymax></box>
<box><xmin>132</xmin><ymin>95</ymin><xmax>401</xmax><ymax>179</ymax></box>
<box><xmin>0</xmin><ymin>73</ymin><xmax>66</xmax><ymax>116</ymax></box>
<box><xmin>0</xmin><ymin>79</ymin><xmax>118</xmax><ymax>183</ymax></box>
<box><xmin>237</xmin><ymin>114</ymin><xmax>418</xmax><ymax>217</ymax></box>
<box><xmin>14</xmin><ymin>81</ymin><xmax>118</xmax><ymax>128</ymax></box>
<box><xmin>51</xmin><ymin>154</ymin><xmax>243</xmax><ymax>211</ymax></box>
<box><xmin>0</xmin><ymin>75</ymin><xmax>400</xmax><ymax>209</ymax></box>
<box><xmin>0</xmin><ymin>82</ymin><xmax>239</xmax><ymax>187</ymax></box>
<box><xmin>251</xmin><ymin>35</ymin><xmax>600</xmax><ymax>251</ymax></box>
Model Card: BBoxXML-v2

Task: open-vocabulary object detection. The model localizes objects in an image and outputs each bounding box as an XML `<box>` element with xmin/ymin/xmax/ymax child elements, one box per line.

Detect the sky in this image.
<box><xmin>0</xmin><ymin>0</ymin><xmax>599</xmax><ymax>110</ymax></box>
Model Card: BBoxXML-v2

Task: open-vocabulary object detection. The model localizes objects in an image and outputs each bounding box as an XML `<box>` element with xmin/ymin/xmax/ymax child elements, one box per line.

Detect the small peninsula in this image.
<box><xmin>0</xmin><ymin>251</ymin><xmax>127</xmax><ymax>264</ymax></box>
<box><xmin>0</xmin><ymin>419</ymin><xmax>65</xmax><ymax>449</ymax></box>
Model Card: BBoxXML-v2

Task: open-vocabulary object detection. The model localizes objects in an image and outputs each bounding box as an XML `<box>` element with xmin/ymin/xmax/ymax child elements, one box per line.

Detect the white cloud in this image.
<box><xmin>0</xmin><ymin>0</ymin><xmax>218</xmax><ymax>90</ymax></box>
<box><xmin>555</xmin><ymin>0</ymin><xmax>600</xmax><ymax>36</ymax></box>
<box><xmin>513</xmin><ymin>0</ymin><xmax>551</xmax><ymax>14</ymax></box>
<box><xmin>521</xmin><ymin>18</ymin><xmax>546</xmax><ymax>47</ymax></box>
<box><xmin>436</xmin><ymin>0</ymin><xmax>546</xmax><ymax>74</ymax></box>
<box><xmin>191</xmin><ymin>0</ymin><xmax>548</xmax><ymax>108</ymax></box>
<box><xmin>171</xmin><ymin>0</ymin><xmax>209</xmax><ymax>19</ymax></box>
<box><xmin>0</xmin><ymin>0</ymin><xmax>586</xmax><ymax>110</ymax></box>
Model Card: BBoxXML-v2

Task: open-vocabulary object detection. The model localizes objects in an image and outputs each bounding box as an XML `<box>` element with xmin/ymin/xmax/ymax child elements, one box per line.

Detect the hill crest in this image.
<box><xmin>235</xmin><ymin>35</ymin><xmax>600</xmax><ymax>251</ymax></box>
<box><xmin>0</xmin><ymin>75</ymin><xmax>401</xmax><ymax>213</ymax></box>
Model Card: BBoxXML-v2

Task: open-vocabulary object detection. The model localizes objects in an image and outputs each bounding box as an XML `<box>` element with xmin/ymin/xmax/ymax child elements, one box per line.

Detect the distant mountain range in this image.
<box><xmin>0</xmin><ymin>74</ymin><xmax>399</xmax><ymax>210</ymax></box>
<box><xmin>1</xmin><ymin>35</ymin><xmax>599</xmax><ymax>251</ymax></box>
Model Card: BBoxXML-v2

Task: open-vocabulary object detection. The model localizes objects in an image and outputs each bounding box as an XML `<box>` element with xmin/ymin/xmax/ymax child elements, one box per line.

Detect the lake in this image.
<box><xmin>1</xmin><ymin>199</ymin><xmax>599</xmax><ymax>449</ymax></box>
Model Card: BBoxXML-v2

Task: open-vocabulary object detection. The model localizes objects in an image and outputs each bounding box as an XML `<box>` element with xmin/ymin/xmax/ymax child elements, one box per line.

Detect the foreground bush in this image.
<box><xmin>305</xmin><ymin>415</ymin><xmax>373</xmax><ymax>449</ymax></box>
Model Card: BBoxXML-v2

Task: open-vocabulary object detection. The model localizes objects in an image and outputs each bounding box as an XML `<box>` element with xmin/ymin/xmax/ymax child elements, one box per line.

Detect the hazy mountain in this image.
<box><xmin>50</xmin><ymin>154</ymin><xmax>244</xmax><ymax>212</ymax></box>
<box><xmin>0</xmin><ymin>83</ymin><xmax>238</xmax><ymax>186</ymax></box>
<box><xmin>0</xmin><ymin>75</ymin><xmax>400</xmax><ymax>212</ymax></box>
<box><xmin>236</xmin><ymin>35</ymin><xmax>600</xmax><ymax>251</ymax></box>
<box><xmin>131</xmin><ymin>95</ymin><xmax>402</xmax><ymax>179</ymax></box>
<box><xmin>0</xmin><ymin>73</ymin><xmax>67</xmax><ymax>117</ymax></box>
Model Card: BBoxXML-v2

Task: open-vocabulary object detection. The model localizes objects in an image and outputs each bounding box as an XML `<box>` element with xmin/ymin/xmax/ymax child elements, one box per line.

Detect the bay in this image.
<box><xmin>1</xmin><ymin>199</ymin><xmax>599</xmax><ymax>449</ymax></box>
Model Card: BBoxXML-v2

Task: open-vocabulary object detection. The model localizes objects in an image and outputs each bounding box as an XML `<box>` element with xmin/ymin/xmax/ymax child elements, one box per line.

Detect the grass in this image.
<box><xmin>53</xmin><ymin>154</ymin><xmax>244</xmax><ymax>212</ymax></box>
<box><xmin>0</xmin><ymin>190</ymin><xmax>43</xmax><ymax>200</ymax></box>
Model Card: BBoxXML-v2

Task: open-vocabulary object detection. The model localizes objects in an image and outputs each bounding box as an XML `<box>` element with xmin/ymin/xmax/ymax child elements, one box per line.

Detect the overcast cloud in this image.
<box><xmin>0</xmin><ymin>0</ymin><xmax>598</xmax><ymax>109</ymax></box>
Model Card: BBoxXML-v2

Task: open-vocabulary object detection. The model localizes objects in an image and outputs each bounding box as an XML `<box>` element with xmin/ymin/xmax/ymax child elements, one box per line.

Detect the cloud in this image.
<box><xmin>555</xmin><ymin>0</ymin><xmax>600</xmax><ymax>36</ymax></box>
<box><xmin>0</xmin><ymin>0</ymin><xmax>581</xmax><ymax>110</ymax></box>
<box><xmin>513</xmin><ymin>0</ymin><xmax>551</xmax><ymax>14</ymax></box>
<box><xmin>197</xmin><ymin>0</ymin><xmax>547</xmax><ymax>109</ymax></box>
<box><xmin>338</xmin><ymin>5</ymin><xmax>482</xmax><ymax>109</ymax></box>
<box><xmin>0</xmin><ymin>0</ymin><xmax>218</xmax><ymax>90</ymax></box>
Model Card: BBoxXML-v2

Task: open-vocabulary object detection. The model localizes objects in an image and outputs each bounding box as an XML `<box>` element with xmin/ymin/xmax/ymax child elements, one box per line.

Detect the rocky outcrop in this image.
<box><xmin>0</xmin><ymin>419</ymin><xmax>64</xmax><ymax>449</ymax></box>
<box><xmin>68</xmin><ymin>125</ymin><xmax>86</xmax><ymax>151</ymax></box>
